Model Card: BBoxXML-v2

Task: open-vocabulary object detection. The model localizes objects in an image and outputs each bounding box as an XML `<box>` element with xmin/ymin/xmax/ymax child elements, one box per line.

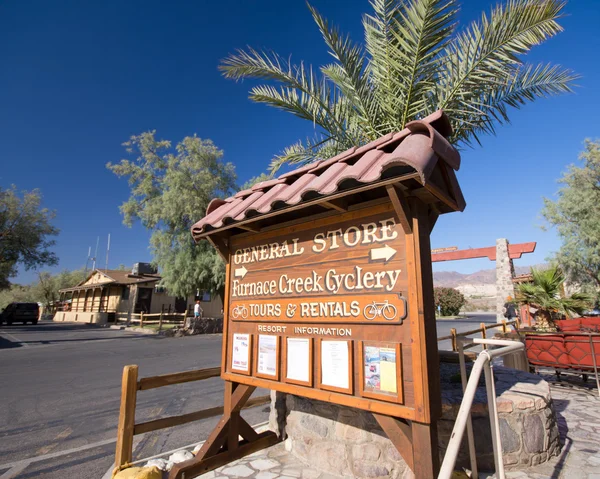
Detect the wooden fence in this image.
<box><xmin>115</xmin><ymin>312</ymin><xmax>187</xmax><ymax>330</ymax></box>
<box><xmin>437</xmin><ymin>319</ymin><xmax>520</xmax><ymax>352</ymax></box>
<box><xmin>113</xmin><ymin>366</ymin><xmax>270</xmax><ymax>475</ymax></box>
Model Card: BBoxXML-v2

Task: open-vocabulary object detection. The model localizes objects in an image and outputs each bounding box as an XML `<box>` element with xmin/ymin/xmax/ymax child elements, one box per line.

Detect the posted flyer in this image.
<box><xmin>286</xmin><ymin>337</ymin><xmax>310</xmax><ymax>382</ymax></box>
<box><xmin>364</xmin><ymin>345</ymin><xmax>397</xmax><ymax>394</ymax></box>
<box><xmin>232</xmin><ymin>333</ymin><xmax>250</xmax><ymax>371</ymax></box>
<box><xmin>257</xmin><ymin>334</ymin><xmax>277</xmax><ymax>376</ymax></box>
<box><xmin>321</xmin><ymin>340</ymin><xmax>349</xmax><ymax>389</ymax></box>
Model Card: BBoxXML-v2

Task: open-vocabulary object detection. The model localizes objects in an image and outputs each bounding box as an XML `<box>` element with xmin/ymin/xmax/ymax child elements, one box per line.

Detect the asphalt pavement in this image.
<box><xmin>0</xmin><ymin>322</ymin><xmax>269</xmax><ymax>479</ymax></box>
<box><xmin>0</xmin><ymin>314</ymin><xmax>496</xmax><ymax>478</ymax></box>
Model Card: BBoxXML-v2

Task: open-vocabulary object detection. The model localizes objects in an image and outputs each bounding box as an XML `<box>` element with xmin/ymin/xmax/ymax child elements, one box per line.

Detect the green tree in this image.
<box><xmin>0</xmin><ymin>284</ymin><xmax>37</xmax><ymax>310</ymax></box>
<box><xmin>221</xmin><ymin>0</ymin><xmax>576</xmax><ymax>173</ymax></box>
<box><xmin>434</xmin><ymin>287</ymin><xmax>465</xmax><ymax>316</ymax></box>
<box><xmin>241</xmin><ymin>173</ymin><xmax>272</xmax><ymax>191</ymax></box>
<box><xmin>107</xmin><ymin>132</ymin><xmax>237</xmax><ymax>299</ymax></box>
<box><xmin>32</xmin><ymin>268</ymin><xmax>86</xmax><ymax>307</ymax></box>
<box><xmin>0</xmin><ymin>186</ymin><xmax>59</xmax><ymax>289</ymax></box>
<box><xmin>515</xmin><ymin>265</ymin><xmax>592</xmax><ymax>331</ymax></box>
<box><xmin>0</xmin><ymin>268</ymin><xmax>85</xmax><ymax>310</ymax></box>
<box><xmin>542</xmin><ymin>140</ymin><xmax>600</xmax><ymax>289</ymax></box>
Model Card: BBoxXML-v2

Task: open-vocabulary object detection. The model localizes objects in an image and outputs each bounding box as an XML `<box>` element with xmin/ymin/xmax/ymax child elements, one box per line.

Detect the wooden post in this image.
<box><xmin>115</xmin><ymin>365</ymin><xmax>138</xmax><ymax>470</ymax></box>
<box><xmin>501</xmin><ymin>319</ymin><xmax>507</xmax><ymax>333</ymax></box>
<box><xmin>481</xmin><ymin>322</ymin><xmax>487</xmax><ymax>350</ymax></box>
<box><xmin>159</xmin><ymin>311</ymin><xmax>164</xmax><ymax>332</ymax></box>
<box><xmin>140</xmin><ymin>311</ymin><xmax>144</xmax><ymax>328</ymax></box>
<box><xmin>412</xmin><ymin>422</ymin><xmax>440</xmax><ymax>478</ymax></box>
<box><xmin>450</xmin><ymin>328</ymin><xmax>457</xmax><ymax>352</ymax></box>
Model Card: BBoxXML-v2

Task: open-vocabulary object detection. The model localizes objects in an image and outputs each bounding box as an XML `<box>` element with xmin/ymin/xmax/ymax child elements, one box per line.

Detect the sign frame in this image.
<box><xmin>219</xmin><ymin>200</ymin><xmax>440</xmax><ymax>426</ymax></box>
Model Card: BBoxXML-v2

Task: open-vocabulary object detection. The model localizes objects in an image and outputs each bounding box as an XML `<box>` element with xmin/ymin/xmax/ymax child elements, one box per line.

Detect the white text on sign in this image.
<box><xmin>233</xmin><ymin>218</ymin><xmax>398</xmax><ymax>265</ymax></box>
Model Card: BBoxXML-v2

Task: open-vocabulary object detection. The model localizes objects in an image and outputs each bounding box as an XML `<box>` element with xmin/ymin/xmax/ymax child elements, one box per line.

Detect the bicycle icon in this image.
<box><xmin>231</xmin><ymin>305</ymin><xmax>249</xmax><ymax>319</ymax></box>
<box><xmin>363</xmin><ymin>300</ymin><xmax>397</xmax><ymax>321</ymax></box>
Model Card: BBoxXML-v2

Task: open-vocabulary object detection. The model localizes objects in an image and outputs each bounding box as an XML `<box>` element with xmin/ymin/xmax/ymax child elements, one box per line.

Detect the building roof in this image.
<box><xmin>59</xmin><ymin>269</ymin><xmax>161</xmax><ymax>293</ymax></box>
<box><xmin>191</xmin><ymin>110</ymin><xmax>464</xmax><ymax>240</ymax></box>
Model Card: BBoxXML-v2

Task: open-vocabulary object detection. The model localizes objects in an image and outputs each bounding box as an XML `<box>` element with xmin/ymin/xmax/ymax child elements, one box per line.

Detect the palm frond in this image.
<box><xmin>307</xmin><ymin>3</ymin><xmax>383</xmax><ymax>138</ymax></box>
<box><xmin>437</xmin><ymin>0</ymin><xmax>567</xmax><ymax>136</ymax></box>
<box><xmin>221</xmin><ymin>0</ymin><xmax>576</xmax><ymax>173</ymax></box>
<box><xmin>453</xmin><ymin>62</ymin><xmax>578</xmax><ymax>144</ymax></box>
<box><xmin>393</xmin><ymin>0</ymin><xmax>458</xmax><ymax>127</ymax></box>
<box><xmin>220</xmin><ymin>48</ymin><xmax>353</xmax><ymax>143</ymax></box>
<box><xmin>363</xmin><ymin>0</ymin><xmax>406</xmax><ymax>125</ymax></box>
<box><xmin>268</xmin><ymin>137</ymin><xmax>343</xmax><ymax>174</ymax></box>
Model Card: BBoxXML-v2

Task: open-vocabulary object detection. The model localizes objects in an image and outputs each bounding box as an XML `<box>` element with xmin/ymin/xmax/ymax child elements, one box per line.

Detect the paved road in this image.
<box><xmin>436</xmin><ymin>312</ymin><xmax>498</xmax><ymax>351</ymax></box>
<box><xmin>0</xmin><ymin>322</ymin><xmax>269</xmax><ymax>479</ymax></box>
<box><xmin>0</xmin><ymin>315</ymin><xmax>496</xmax><ymax>478</ymax></box>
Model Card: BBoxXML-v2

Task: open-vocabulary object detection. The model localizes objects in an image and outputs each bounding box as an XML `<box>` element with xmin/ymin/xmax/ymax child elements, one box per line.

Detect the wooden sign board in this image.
<box><xmin>221</xmin><ymin>201</ymin><xmax>439</xmax><ymax>424</ymax></box>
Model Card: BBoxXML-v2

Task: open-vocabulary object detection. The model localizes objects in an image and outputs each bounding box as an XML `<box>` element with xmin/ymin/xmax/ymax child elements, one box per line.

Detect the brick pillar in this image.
<box><xmin>496</xmin><ymin>238</ymin><xmax>515</xmax><ymax>322</ymax></box>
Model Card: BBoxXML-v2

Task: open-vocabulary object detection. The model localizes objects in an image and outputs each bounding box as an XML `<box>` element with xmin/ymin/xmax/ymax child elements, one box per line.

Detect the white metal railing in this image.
<box><xmin>438</xmin><ymin>338</ymin><xmax>525</xmax><ymax>479</ymax></box>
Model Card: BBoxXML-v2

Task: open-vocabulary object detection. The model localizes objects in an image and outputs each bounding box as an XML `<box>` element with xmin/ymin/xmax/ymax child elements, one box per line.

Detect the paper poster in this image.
<box><xmin>257</xmin><ymin>335</ymin><xmax>277</xmax><ymax>376</ymax></box>
<box><xmin>321</xmin><ymin>340</ymin><xmax>349</xmax><ymax>390</ymax></box>
<box><xmin>364</xmin><ymin>345</ymin><xmax>397</xmax><ymax>394</ymax></box>
<box><xmin>287</xmin><ymin>337</ymin><xmax>310</xmax><ymax>382</ymax></box>
<box><xmin>232</xmin><ymin>333</ymin><xmax>250</xmax><ymax>371</ymax></box>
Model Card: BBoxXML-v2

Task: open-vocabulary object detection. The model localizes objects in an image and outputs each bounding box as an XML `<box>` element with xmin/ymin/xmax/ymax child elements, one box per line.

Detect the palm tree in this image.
<box><xmin>220</xmin><ymin>0</ymin><xmax>577</xmax><ymax>174</ymax></box>
<box><xmin>515</xmin><ymin>265</ymin><xmax>593</xmax><ymax>332</ymax></box>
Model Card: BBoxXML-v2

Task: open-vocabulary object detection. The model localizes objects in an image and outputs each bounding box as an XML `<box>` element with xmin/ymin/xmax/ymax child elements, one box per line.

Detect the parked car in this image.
<box><xmin>0</xmin><ymin>302</ymin><xmax>40</xmax><ymax>325</ymax></box>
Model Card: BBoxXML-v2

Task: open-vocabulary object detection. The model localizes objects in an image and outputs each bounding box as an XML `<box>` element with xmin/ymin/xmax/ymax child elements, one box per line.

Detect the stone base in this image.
<box><xmin>271</xmin><ymin>365</ymin><xmax>560</xmax><ymax>478</ymax></box>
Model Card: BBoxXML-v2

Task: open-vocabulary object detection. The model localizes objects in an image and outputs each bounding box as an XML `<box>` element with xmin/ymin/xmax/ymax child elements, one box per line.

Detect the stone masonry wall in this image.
<box><xmin>270</xmin><ymin>365</ymin><xmax>560</xmax><ymax>478</ymax></box>
<box><xmin>496</xmin><ymin>238</ymin><xmax>516</xmax><ymax>322</ymax></box>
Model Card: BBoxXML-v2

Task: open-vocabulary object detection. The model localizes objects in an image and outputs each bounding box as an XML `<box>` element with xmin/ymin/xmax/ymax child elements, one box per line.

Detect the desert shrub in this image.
<box><xmin>434</xmin><ymin>287</ymin><xmax>466</xmax><ymax>316</ymax></box>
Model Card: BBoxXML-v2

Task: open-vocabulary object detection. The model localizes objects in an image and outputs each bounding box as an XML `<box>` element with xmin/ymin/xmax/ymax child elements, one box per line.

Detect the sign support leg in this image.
<box><xmin>168</xmin><ymin>381</ymin><xmax>280</xmax><ymax>479</ymax></box>
<box><xmin>412</xmin><ymin>421</ymin><xmax>440</xmax><ymax>478</ymax></box>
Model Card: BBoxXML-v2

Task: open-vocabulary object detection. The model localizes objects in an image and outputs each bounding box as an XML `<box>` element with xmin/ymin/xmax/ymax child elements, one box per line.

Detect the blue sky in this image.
<box><xmin>1</xmin><ymin>0</ymin><xmax>599</xmax><ymax>283</ymax></box>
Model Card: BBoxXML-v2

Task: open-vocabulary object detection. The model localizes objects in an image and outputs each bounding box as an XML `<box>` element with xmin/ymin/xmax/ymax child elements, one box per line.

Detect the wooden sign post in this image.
<box><xmin>171</xmin><ymin>111</ymin><xmax>465</xmax><ymax>479</ymax></box>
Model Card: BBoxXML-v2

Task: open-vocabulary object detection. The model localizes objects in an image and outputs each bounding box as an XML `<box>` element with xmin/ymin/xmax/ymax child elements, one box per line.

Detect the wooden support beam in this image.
<box><xmin>423</xmin><ymin>182</ymin><xmax>459</xmax><ymax>211</ymax></box>
<box><xmin>386</xmin><ymin>184</ymin><xmax>412</xmax><ymax>234</ymax></box>
<box><xmin>226</xmin><ymin>382</ymin><xmax>240</xmax><ymax>452</ymax></box>
<box><xmin>237</xmin><ymin>223</ymin><xmax>261</xmax><ymax>233</ymax></box>
<box><xmin>321</xmin><ymin>198</ymin><xmax>348</xmax><ymax>213</ymax></box>
<box><xmin>237</xmin><ymin>416</ymin><xmax>260</xmax><ymax>443</ymax></box>
<box><xmin>169</xmin><ymin>431</ymin><xmax>280</xmax><ymax>479</ymax></box>
<box><xmin>428</xmin><ymin>205</ymin><xmax>440</xmax><ymax>233</ymax></box>
<box><xmin>228</xmin><ymin>384</ymin><xmax>256</xmax><ymax>415</ymax></box>
<box><xmin>412</xmin><ymin>422</ymin><xmax>440</xmax><ymax>478</ymax></box>
<box><xmin>207</xmin><ymin>236</ymin><xmax>229</xmax><ymax>262</ymax></box>
<box><xmin>373</xmin><ymin>414</ymin><xmax>414</xmax><ymax>472</ymax></box>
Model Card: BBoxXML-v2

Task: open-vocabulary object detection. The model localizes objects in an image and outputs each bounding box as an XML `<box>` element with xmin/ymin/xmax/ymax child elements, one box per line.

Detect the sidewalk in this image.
<box><xmin>195</xmin><ymin>374</ymin><xmax>600</xmax><ymax>479</ymax></box>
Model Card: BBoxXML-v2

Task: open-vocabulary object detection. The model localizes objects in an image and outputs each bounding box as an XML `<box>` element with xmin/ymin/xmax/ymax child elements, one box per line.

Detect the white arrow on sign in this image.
<box><xmin>370</xmin><ymin>244</ymin><xmax>397</xmax><ymax>262</ymax></box>
<box><xmin>234</xmin><ymin>266</ymin><xmax>248</xmax><ymax>279</ymax></box>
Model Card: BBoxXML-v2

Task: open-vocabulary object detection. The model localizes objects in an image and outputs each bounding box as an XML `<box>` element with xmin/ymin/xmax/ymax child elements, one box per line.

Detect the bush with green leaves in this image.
<box><xmin>434</xmin><ymin>287</ymin><xmax>465</xmax><ymax>316</ymax></box>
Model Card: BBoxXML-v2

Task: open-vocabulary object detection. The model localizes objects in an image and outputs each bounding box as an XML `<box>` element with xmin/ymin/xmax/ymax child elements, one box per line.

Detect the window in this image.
<box><xmin>201</xmin><ymin>292</ymin><xmax>211</xmax><ymax>302</ymax></box>
<box><xmin>121</xmin><ymin>288</ymin><xmax>130</xmax><ymax>300</ymax></box>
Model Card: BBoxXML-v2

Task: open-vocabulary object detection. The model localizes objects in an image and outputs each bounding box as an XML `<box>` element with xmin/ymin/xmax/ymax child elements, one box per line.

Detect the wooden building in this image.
<box><xmin>54</xmin><ymin>265</ymin><xmax>222</xmax><ymax>324</ymax></box>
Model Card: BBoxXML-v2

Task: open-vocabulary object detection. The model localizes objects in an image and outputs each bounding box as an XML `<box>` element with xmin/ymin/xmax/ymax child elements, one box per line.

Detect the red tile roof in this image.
<box><xmin>192</xmin><ymin>110</ymin><xmax>464</xmax><ymax>240</ymax></box>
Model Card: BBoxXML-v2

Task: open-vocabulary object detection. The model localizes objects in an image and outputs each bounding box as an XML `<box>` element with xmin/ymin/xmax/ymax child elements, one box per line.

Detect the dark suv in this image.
<box><xmin>0</xmin><ymin>302</ymin><xmax>40</xmax><ymax>325</ymax></box>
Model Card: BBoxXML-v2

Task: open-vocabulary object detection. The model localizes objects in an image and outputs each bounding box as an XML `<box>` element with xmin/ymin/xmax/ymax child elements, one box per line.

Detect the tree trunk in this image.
<box><xmin>535</xmin><ymin>309</ymin><xmax>557</xmax><ymax>332</ymax></box>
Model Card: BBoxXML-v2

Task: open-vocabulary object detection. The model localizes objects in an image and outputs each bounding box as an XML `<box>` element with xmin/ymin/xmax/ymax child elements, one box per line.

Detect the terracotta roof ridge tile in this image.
<box><xmin>191</xmin><ymin>110</ymin><xmax>464</xmax><ymax>239</ymax></box>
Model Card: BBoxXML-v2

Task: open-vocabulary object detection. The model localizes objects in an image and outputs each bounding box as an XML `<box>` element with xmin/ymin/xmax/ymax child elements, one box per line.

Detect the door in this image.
<box><xmin>135</xmin><ymin>288</ymin><xmax>153</xmax><ymax>313</ymax></box>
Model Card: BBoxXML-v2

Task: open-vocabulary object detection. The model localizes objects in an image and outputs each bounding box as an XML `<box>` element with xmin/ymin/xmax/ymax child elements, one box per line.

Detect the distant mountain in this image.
<box><xmin>433</xmin><ymin>266</ymin><xmax>536</xmax><ymax>288</ymax></box>
<box><xmin>433</xmin><ymin>265</ymin><xmax>544</xmax><ymax>311</ymax></box>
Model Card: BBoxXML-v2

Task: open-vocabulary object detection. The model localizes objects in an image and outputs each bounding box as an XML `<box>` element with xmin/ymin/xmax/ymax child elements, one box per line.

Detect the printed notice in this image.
<box><xmin>257</xmin><ymin>335</ymin><xmax>278</xmax><ymax>376</ymax></box>
<box><xmin>232</xmin><ymin>333</ymin><xmax>250</xmax><ymax>372</ymax></box>
<box><xmin>364</xmin><ymin>345</ymin><xmax>397</xmax><ymax>394</ymax></box>
<box><xmin>286</xmin><ymin>338</ymin><xmax>310</xmax><ymax>383</ymax></box>
<box><xmin>321</xmin><ymin>340</ymin><xmax>349</xmax><ymax>390</ymax></box>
